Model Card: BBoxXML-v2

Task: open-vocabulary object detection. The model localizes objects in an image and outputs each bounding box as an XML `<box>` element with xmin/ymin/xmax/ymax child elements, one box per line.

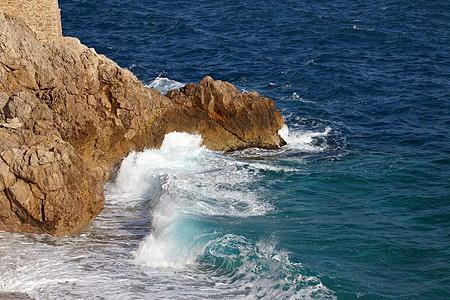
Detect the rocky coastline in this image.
<box><xmin>0</xmin><ymin>9</ymin><xmax>285</xmax><ymax>236</ymax></box>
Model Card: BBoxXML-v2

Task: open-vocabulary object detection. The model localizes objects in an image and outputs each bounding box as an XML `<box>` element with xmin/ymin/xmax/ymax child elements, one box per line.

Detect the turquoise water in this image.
<box><xmin>0</xmin><ymin>0</ymin><xmax>449</xmax><ymax>299</ymax></box>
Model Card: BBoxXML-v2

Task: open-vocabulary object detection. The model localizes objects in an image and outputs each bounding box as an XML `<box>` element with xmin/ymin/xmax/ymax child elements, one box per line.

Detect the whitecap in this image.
<box><xmin>145</xmin><ymin>76</ymin><xmax>185</xmax><ymax>95</ymax></box>
<box><xmin>292</xmin><ymin>92</ymin><xmax>315</xmax><ymax>103</ymax></box>
<box><xmin>279</xmin><ymin>125</ymin><xmax>332</xmax><ymax>152</ymax></box>
<box><xmin>195</xmin><ymin>234</ymin><xmax>336</xmax><ymax>299</ymax></box>
<box><xmin>108</xmin><ymin>132</ymin><xmax>275</xmax><ymax>269</ymax></box>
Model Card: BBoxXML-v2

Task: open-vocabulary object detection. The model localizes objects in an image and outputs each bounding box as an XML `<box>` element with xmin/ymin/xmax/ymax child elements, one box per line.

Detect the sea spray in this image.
<box><xmin>279</xmin><ymin>125</ymin><xmax>332</xmax><ymax>153</ymax></box>
<box><xmin>110</xmin><ymin>131</ymin><xmax>335</xmax><ymax>298</ymax></box>
<box><xmin>196</xmin><ymin>234</ymin><xmax>334</xmax><ymax>299</ymax></box>
<box><xmin>145</xmin><ymin>76</ymin><xmax>185</xmax><ymax>94</ymax></box>
<box><xmin>0</xmin><ymin>129</ymin><xmax>337</xmax><ymax>299</ymax></box>
<box><xmin>112</xmin><ymin>131</ymin><xmax>275</xmax><ymax>268</ymax></box>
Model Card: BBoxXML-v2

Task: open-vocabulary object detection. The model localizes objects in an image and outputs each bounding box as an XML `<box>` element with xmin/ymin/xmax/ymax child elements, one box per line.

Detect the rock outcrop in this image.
<box><xmin>0</xmin><ymin>9</ymin><xmax>285</xmax><ymax>236</ymax></box>
<box><xmin>166</xmin><ymin>77</ymin><xmax>286</xmax><ymax>151</ymax></box>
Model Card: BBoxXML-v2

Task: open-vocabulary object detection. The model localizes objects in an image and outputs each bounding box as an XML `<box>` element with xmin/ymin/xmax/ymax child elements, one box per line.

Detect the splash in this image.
<box><xmin>196</xmin><ymin>234</ymin><xmax>335</xmax><ymax>299</ymax></box>
<box><xmin>109</xmin><ymin>132</ymin><xmax>274</xmax><ymax>268</ymax></box>
<box><xmin>109</xmin><ymin>131</ymin><xmax>335</xmax><ymax>298</ymax></box>
<box><xmin>145</xmin><ymin>76</ymin><xmax>185</xmax><ymax>94</ymax></box>
<box><xmin>279</xmin><ymin>125</ymin><xmax>332</xmax><ymax>152</ymax></box>
<box><xmin>0</xmin><ymin>131</ymin><xmax>335</xmax><ymax>299</ymax></box>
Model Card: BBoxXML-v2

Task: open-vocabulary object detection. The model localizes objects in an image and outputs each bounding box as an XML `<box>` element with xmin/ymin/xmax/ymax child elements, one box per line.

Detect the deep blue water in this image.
<box><xmin>1</xmin><ymin>0</ymin><xmax>448</xmax><ymax>299</ymax></box>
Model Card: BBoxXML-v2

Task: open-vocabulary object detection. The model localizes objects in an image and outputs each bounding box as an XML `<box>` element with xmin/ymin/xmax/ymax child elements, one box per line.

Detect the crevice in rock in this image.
<box><xmin>0</xmin><ymin>61</ymin><xmax>15</xmax><ymax>72</ymax></box>
<box><xmin>4</xmin><ymin>187</ymin><xmax>50</xmax><ymax>233</ymax></box>
<box><xmin>220</xmin><ymin>124</ymin><xmax>246</xmax><ymax>143</ymax></box>
<box><xmin>41</xmin><ymin>199</ymin><xmax>45</xmax><ymax>222</ymax></box>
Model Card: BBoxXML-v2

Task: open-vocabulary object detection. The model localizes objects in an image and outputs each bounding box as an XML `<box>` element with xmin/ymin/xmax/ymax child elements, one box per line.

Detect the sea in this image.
<box><xmin>1</xmin><ymin>0</ymin><xmax>449</xmax><ymax>299</ymax></box>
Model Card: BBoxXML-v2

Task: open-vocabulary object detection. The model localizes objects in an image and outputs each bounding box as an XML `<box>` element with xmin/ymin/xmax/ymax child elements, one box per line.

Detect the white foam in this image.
<box><xmin>110</xmin><ymin>132</ymin><xmax>205</xmax><ymax>198</ymax></box>
<box><xmin>145</xmin><ymin>76</ymin><xmax>185</xmax><ymax>94</ymax></box>
<box><xmin>292</xmin><ymin>92</ymin><xmax>315</xmax><ymax>103</ymax></box>
<box><xmin>0</xmin><ymin>230</ymin><xmax>149</xmax><ymax>299</ymax></box>
<box><xmin>132</xmin><ymin>210</ymin><xmax>195</xmax><ymax>269</ymax></box>
<box><xmin>107</xmin><ymin>132</ymin><xmax>275</xmax><ymax>268</ymax></box>
<box><xmin>133</xmin><ymin>232</ymin><xmax>336</xmax><ymax>299</ymax></box>
<box><xmin>249</xmin><ymin>162</ymin><xmax>297</xmax><ymax>172</ymax></box>
<box><xmin>111</xmin><ymin>132</ymin><xmax>273</xmax><ymax>216</ymax></box>
<box><xmin>279</xmin><ymin>125</ymin><xmax>332</xmax><ymax>152</ymax></box>
<box><xmin>0</xmin><ymin>130</ymin><xmax>335</xmax><ymax>299</ymax></box>
<box><xmin>195</xmin><ymin>234</ymin><xmax>336</xmax><ymax>299</ymax></box>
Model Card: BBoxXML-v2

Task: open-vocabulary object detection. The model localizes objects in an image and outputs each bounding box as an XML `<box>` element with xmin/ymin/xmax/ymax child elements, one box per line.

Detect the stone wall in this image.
<box><xmin>0</xmin><ymin>0</ymin><xmax>62</xmax><ymax>42</ymax></box>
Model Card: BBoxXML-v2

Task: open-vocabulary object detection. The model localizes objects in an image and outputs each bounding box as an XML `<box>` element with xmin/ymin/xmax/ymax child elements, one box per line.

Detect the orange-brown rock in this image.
<box><xmin>0</xmin><ymin>9</ymin><xmax>285</xmax><ymax>236</ymax></box>
<box><xmin>166</xmin><ymin>76</ymin><xmax>286</xmax><ymax>151</ymax></box>
<box><xmin>0</xmin><ymin>130</ymin><xmax>104</xmax><ymax>236</ymax></box>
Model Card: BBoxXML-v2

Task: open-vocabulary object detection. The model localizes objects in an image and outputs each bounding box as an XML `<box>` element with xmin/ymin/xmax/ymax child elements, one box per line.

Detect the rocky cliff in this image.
<box><xmin>0</xmin><ymin>10</ymin><xmax>285</xmax><ymax>236</ymax></box>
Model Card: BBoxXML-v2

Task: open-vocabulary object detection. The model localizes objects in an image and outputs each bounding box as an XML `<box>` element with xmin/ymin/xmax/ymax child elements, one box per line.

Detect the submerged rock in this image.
<box><xmin>0</xmin><ymin>9</ymin><xmax>285</xmax><ymax>236</ymax></box>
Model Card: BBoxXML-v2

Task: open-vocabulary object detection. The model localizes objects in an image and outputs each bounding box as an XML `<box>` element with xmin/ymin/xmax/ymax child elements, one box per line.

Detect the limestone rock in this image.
<box><xmin>0</xmin><ymin>8</ymin><xmax>285</xmax><ymax>236</ymax></box>
<box><xmin>0</xmin><ymin>92</ymin><xmax>8</xmax><ymax>112</ymax></box>
<box><xmin>0</xmin><ymin>130</ymin><xmax>104</xmax><ymax>236</ymax></box>
<box><xmin>166</xmin><ymin>76</ymin><xmax>286</xmax><ymax>151</ymax></box>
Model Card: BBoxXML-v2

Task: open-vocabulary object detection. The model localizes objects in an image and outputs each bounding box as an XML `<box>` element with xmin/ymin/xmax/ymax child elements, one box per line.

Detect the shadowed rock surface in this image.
<box><xmin>0</xmin><ymin>9</ymin><xmax>285</xmax><ymax>236</ymax></box>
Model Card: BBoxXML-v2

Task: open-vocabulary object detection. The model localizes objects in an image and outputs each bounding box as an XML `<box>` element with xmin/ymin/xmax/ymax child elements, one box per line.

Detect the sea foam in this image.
<box><xmin>0</xmin><ymin>130</ymin><xmax>335</xmax><ymax>299</ymax></box>
<box><xmin>109</xmin><ymin>131</ymin><xmax>335</xmax><ymax>298</ymax></box>
<box><xmin>279</xmin><ymin>124</ymin><xmax>332</xmax><ymax>152</ymax></box>
<box><xmin>145</xmin><ymin>76</ymin><xmax>185</xmax><ymax>95</ymax></box>
<box><xmin>108</xmin><ymin>132</ymin><xmax>274</xmax><ymax>267</ymax></box>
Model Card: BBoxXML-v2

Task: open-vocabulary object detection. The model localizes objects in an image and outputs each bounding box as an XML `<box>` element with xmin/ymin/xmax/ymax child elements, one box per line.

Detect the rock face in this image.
<box><xmin>0</xmin><ymin>124</ymin><xmax>103</xmax><ymax>236</ymax></box>
<box><xmin>0</xmin><ymin>10</ymin><xmax>285</xmax><ymax>236</ymax></box>
<box><xmin>166</xmin><ymin>77</ymin><xmax>286</xmax><ymax>151</ymax></box>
